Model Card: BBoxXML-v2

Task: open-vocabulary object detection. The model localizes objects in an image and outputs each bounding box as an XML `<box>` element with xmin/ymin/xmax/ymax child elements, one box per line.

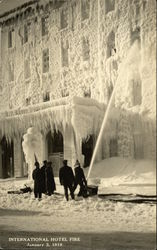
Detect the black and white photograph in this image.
<box><xmin>0</xmin><ymin>0</ymin><xmax>156</xmax><ymax>249</ymax></box>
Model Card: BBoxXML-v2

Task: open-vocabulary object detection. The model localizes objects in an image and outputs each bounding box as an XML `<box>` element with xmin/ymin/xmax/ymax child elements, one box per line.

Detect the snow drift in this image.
<box><xmin>85</xmin><ymin>157</ymin><xmax>156</xmax><ymax>185</ymax></box>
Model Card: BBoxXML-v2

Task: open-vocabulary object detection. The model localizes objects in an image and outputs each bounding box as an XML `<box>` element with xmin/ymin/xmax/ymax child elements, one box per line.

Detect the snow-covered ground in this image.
<box><xmin>86</xmin><ymin>157</ymin><xmax>156</xmax><ymax>195</ymax></box>
<box><xmin>0</xmin><ymin>158</ymin><xmax>156</xmax><ymax>235</ymax></box>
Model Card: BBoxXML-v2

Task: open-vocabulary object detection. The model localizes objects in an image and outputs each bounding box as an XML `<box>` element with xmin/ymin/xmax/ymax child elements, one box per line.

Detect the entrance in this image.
<box><xmin>46</xmin><ymin>130</ymin><xmax>64</xmax><ymax>176</ymax></box>
<box><xmin>82</xmin><ymin>135</ymin><xmax>94</xmax><ymax>168</ymax></box>
<box><xmin>0</xmin><ymin>137</ymin><xmax>14</xmax><ymax>178</ymax></box>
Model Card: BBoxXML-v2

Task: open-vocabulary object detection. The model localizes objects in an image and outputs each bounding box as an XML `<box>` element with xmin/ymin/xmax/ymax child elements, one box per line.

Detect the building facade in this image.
<box><xmin>0</xmin><ymin>0</ymin><xmax>156</xmax><ymax>178</ymax></box>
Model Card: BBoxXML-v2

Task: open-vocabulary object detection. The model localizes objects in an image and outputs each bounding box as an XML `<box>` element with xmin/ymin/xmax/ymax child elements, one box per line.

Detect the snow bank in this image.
<box><xmin>85</xmin><ymin>157</ymin><xmax>156</xmax><ymax>188</ymax></box>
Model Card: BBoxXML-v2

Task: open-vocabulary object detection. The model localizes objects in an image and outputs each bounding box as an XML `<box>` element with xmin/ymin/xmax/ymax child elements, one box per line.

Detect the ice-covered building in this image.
<box><xmin>0</xmin><ymin>0</ymin><xmax>156</xmax><ymax>178</ymax></box>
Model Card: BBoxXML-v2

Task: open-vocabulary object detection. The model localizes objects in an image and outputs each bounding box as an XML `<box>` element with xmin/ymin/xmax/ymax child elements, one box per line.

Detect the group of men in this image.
<box><xmin>32</xmin><ymin>161</ymin><xmax>56</xmax><ymax>200</ymax></box>
<box><xmin>32</xmin><ymin>159</ymin><xmax>87</xmax><ymax>201</ymax></box>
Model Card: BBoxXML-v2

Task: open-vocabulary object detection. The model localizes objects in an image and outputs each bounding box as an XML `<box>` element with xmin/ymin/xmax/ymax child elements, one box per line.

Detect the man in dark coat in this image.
<box><xmin>32</xmin><ymin>161</ymin><xmax>42</xmax><ymax>200</ymax></box>
<box><xmin>40</xmin><ymin>160</ymin><xmax>47</xmax><ymax>194</ymax></box>
<box><xmin>73</xmin><ymin>160</ymin><xmax>87</xmax><ymax>197</ymax></box>
<box><xmin>59</xmin><ymin>160</ymin><xmax>75</xmax><ymax>201</ymax></box>
<box><xmin>45</xmin><ymin>161</ymin><xmax>56</xmax><ymax>196</ymax></box>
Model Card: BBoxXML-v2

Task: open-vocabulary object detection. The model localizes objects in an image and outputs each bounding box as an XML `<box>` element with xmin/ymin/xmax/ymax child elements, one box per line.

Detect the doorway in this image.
<box><xmin>82</xmin><ymin>135</ymin><xmax>94</xmax><ymax>168</ymax></box>
<box><xmin>1</xmin><ymin>137</ymin><xmax>14</xmax><ymax>178</ymax></box>
<box><xmin>46</xmin><ymin>130</ymin><xmax>64</xmax><ymax>176</ymax></box>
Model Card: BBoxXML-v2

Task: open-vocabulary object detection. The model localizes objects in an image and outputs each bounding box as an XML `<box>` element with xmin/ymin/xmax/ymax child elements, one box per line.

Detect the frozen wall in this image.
<box><xmin>0</xmin><ymin>0</ymin><xmax>99</xmax><ymax>110</ymax></box>
<box><xmin>0</xmin><ymin>0</ymin><xmax>156</xmax><ymax>162</ymax></box>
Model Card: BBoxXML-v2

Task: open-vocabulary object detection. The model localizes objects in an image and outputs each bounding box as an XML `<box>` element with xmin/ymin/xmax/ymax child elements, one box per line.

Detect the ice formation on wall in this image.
<box><xmin>22</xmin><ymin>127</ymin><xmax>43</xmax><ymax>178</ymax></box>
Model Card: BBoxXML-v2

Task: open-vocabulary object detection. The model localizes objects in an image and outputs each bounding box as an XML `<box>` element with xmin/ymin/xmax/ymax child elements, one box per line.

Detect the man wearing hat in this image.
<box><xmin>73</xmin><ymin>160</ymin><xmax>87</xmax><ymax>197</ymax></box>
<box><xmin>59</xmin><ymin>160</ymin><xmax>75</xmax><ymax>201</ymax></box>
<box><xmin>32</xmin><ymin>161</ymin><xmax>42</xmax><ymax>200</ymax></box>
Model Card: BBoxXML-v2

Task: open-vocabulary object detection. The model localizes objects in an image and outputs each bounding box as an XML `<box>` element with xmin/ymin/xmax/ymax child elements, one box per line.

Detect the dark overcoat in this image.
<box><xmin>59</xmin><ymin>165</ymin><xmax>75</xmax><ymax>186</ymax></box>
<box><xmin>32</xmin><ymin>168</ymin><xmax>42</xmax><ymax>193</ymax></box>
<box><xmin>74</xmin><ymin>166</ymin><xmax>87</xmax><ymax>185</ymax></box>
<box><xmin>40</xmin><ymin>165</ymin><xmax>46</xmax><ymax>193</ymax></box>
<box><xmin>45</xmin><ymin>166</ymin><xmax>56</xmax><ymax>193</ymax></box>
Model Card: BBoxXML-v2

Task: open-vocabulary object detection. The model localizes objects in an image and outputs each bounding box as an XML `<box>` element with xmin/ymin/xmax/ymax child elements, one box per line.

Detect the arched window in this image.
<box><xmin>46</xmin><ymin>130</ymin><xmax>64</xmax><ymax>177</ymax></box>
<box><xmin>46</xmin><ymin>130</ymin><xmax>63</xmax><ymax>154</ymax></box>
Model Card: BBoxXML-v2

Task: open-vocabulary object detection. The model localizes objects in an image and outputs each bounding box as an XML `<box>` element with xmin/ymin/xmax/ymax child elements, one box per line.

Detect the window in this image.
<box><xmin>106</xmin><ymin>31</ymin><xmax>115</xmax><ymax>58</ymax></box>
<box><xmin>84</xmin><ymin>90</ymin><xmax>91</xmax><ymax>98</ymax></box>
<box><xmin>81</xmin><ymin>0</ymin><xmax>90</xmax><ymax>21</ymax></box>
<box><xmin>105</xmin><ymin>0</ymin><xmax>115</xmax><ymax>14</ymax></box>
<box><xmin>24</xmin><ymin>59</ymin><xmax>30</xmax><ymax>79</ymax></box>
<box><xmin>8</xmin><ymin>63</ymin><xmax>14</xmax><ymax>82</ymax></box>
<box><xmin>8</xmin><ymin>29</ymin><xmax>15</xmax><ymax>48</ymax></box>
<box><xmin>24</xmin><ymin>24</ymin><xmax>28</xmax><ymax>43</ymax></box>
<box><xmin>42</xmin><ymin>49</ymin><xmax>49</xmax><ymax>73</ymax></box>
<box><xmin>41</xmin><ymin>16</ymin><xmax>48</xmax><ymax>36</ymax></box>
<box><xmin>26</xmin><ymin>97</ymin><xmax>31</xmax><ymax>106</ymax></box>
<box><xmin>82</xmin><ymin>37</ymin><xmax>90</xmax><ymax>61</ymax></box>
<box><xmin>47</xmin><ymin>130</ymin><xmax>63</xmax><ymax>154</ymax></box>
<box><xmin>60</xmin><ymin>9</ymin><xmax>68</xmax><ymax>29</ymax></box>
<box><xmin>131</xmin><ymin>27</ymin><xmax>141</xmax><ymax>45</ymax></box>
<box><xmin>43</xmin><ymin>92</ymin><xmax>50</xmax><ymax>102</ymax></box>
<box><xmin>61</xmin><ymin>40</ymin><xmax>69</xmax><ymax>67</ymax></box>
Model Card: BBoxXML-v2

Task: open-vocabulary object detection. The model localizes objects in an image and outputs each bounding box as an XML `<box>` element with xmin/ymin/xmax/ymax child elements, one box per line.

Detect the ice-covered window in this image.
<box><xmin>24</xmin><ymin>59</ymin><xmax>30</xmax><ymax>79</ymax></box>
<box><xmin>42</xmin><ymin>49</ymin><xmax>49</xmax><ymax>73</ymax></box>
<box><xmin>105</xmin><ymin>0</ymin><xmax>115</xmax><ymax>14</ymax></box>
<box><xmin>84</xmin><ymin>89</ymin><xmax>91</xmax><ymax>98</ymax></box>
<box><xmin>43</xmin><ymin>92</ymin><xmax>50</xmax><ymax>102</ymax></box>
<box><xmin>41</xmin><ymin>16</ymin><xmax>48</xmax><ymax>36</ymax></box>
<box><xmin>24</xmin><ymin>24</ymin><xmax>28</xmax><ymax>44</ymax></box>
<box><xmin>8</xmin><ymin>63</ymin><xmax>14</xmax><ymax>82</ymax></box>
<box><xmin>8</xmin><ymin>29</ymin><xmax>15</xmax><ymax>48</ymax></box>
<box><xmin>61</xmin><ymin>40</ymin><xmax>69</xmax><ymax>67</ymax></box>
<box><xmin>109</xmin><ymin>138</ymin><xmax>118</xmax><ymax>157</ymax></box>
<box><xmin>82</xmin><ymin>37</ymin><xmax>90</xmax><ymax>61</ymax></box>
<box><xmin>46</xmin><ymin>130</ymin><xmax>63</xmax><ymax>154</ymax></box>
<box><xmin>26</xmin><ymin>97</ymin><xmax>31</xmax><ymax>106</ymax></box>
<box><xmin>81</xmin><ymin>0</ymin><xmax>90</xmax><ymax>21</ymax></box>
<box><xmin>60</xmin><ymin>9</ymin><xmax>68</xmax><ymax>29</ymax></box>
<box><xmin>106</xmin><ymin>31</ymin><xmax>115</xmax><ymax>58</ymax></box>
<box><xmin>131</xmin><ymin>27</ymin><xmax>141</xmax><ymax>45</ymax></box>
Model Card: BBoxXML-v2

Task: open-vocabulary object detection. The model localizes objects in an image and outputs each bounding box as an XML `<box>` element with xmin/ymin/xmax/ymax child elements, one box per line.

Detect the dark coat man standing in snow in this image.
<box><xmin>40</xmin><ymin>160</ymin><xmax>47</xmax><ymax>194</ymax></box>
<box><xmin>32</xmin><ymin>161</ymin><xmax>42</xmax><ymax>200</ymax></box>
<box><xmin>59</xmin><ymin>160</ymin><xmax>75</xmax><ymax>201</ymax></box>
<box><xmin>45</xmin><ymin>161</ymin><xmax>56</xmax><ymax>196</ymax></box>
<box><xmin>73</xmin><ymin>160</ymin><xmax>87</xmax><ymax>197</ymax></box>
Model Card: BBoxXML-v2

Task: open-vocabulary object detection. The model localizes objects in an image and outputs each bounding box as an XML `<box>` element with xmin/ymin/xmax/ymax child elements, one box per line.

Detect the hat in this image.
<box><xmin>63</xmin><ymin>159</ymin><xmax>68</xmax><ymax>165</ymax></box>
<box><xmin>35</xmin><ymin>161</ymin><xmax>39</xmax><ymax>167</ymax></box>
